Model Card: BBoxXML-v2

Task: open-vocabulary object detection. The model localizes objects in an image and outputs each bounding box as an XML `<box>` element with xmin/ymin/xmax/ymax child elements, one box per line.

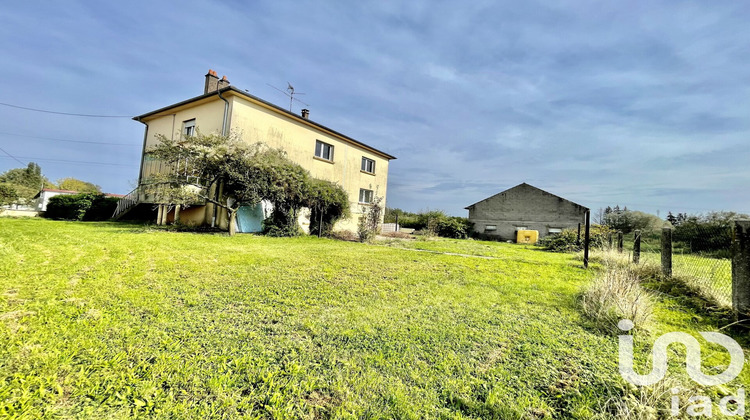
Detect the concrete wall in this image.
<box><xmin>229</xmin><ymin>95</ymin><xmax>389</xmax><ymax>232</ymax></box>
<box><xmin>0</xmin><ymin>209</ymin><xmax>40</xmax><ymax>217</ymax></box>
<box><xmin>467</xmin><ymin>183</ymin><xmax>587</xmax><ymax>241</ymax></box>
<box><xmin>140</xmin><ymin>98</ymin><xmax>226</xmax><ymax>182</ymax></box>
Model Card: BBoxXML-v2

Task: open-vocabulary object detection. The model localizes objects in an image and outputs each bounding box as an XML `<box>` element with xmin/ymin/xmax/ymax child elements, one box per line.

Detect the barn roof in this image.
<box><xmin>464</xmin><ymin>182</ymin><xmax>588</xmax><ymax>210</ymax></box>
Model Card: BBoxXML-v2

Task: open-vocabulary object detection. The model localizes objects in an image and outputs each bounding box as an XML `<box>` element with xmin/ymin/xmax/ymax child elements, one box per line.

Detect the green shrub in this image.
<box><xmin>307</xmin><ymin>179</ymin><xmax>350</xmax><ymax>237</ymax></box>
<box><xmin>262</xmin><ymin>207</ymin><xmax>303</xmax><ymax>237</ymax></box>
<box><xmin>435</xmin><ymin>217</ymin><xmax>473</xmax><ymax>239</ymax></box>
<box><xmin>83</xmin><ymin>196</ymin><xmax>119</xmax><ymax>221</ymax></box>
<box><xmin>539</xmin><ymin>225</ymin><xmax>612</xmax><ymax>252</ymax></box>
<box><xmin>44</xmin><ymin>193</ymin><xmax>119</xmax><ymax>221</ymax></box>
<box><xmin>357</xmin><ymin>194</ymin><xmax>383</xmax><ymax>242</ymax></box>
<box><xmin>386</xmin><ymin>208</ymin><xmax>472</xmax><ymax>239</ymax></box>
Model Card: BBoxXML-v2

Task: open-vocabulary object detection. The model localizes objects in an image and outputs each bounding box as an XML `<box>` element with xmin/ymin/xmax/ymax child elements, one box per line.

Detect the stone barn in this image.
<box><xmin>465</xmin><ymin>183</ymin><xmax>588</xmax><ymax>241</ymax></box>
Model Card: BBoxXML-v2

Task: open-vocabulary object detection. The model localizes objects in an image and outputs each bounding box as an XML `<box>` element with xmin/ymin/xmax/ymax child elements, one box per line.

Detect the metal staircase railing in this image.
<box><xmin>112</xmin><ymin>187</ymin><xmax>141</xmax><ymax>219</ymax></box>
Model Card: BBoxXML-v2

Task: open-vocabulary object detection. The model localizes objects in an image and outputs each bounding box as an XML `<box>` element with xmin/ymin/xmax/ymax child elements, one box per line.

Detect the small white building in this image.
<box><xmin>33</xmin><ymin>189</ymin><xmax>78</xmax><ymax>212</ymax></box>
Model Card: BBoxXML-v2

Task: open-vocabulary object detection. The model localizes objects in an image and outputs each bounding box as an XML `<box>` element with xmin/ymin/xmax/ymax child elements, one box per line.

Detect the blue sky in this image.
<box><xmin>1</xmin><ymin>1</ymin><xmax>749</xmax><ymax>216</ymax></box>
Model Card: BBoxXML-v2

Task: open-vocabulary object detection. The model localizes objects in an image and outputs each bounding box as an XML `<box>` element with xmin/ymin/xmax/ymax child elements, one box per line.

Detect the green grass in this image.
<box><xmin>605</xmin><ymin>247</ymin><xmax>732</xmax><ymax>308</ymax></box>
<box><xmin>0</xmin><ymin>219</ymin><xmax>747</xmax><ymax>419</ymax></box>
<box><xmin>617</xmin><ymin>232</ymin><xmax>732</xmax><ymax>307</ymax></box>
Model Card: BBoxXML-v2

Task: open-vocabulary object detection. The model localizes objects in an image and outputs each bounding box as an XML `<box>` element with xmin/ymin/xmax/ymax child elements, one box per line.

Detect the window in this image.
<box><xmin>183</xmin><ymin>119</ymin><xmax>196</xmax><ymax>137</ymax></box>
<box><xmin>515</xmin><ymin>226</ymin><xmax>528</xmax><ymax>231</ymax></box>
<box><xmin>361</xmin><ymin>157</ymin><xmax>375</xmax><ymax>174</ymax></box>
<box><xmin>315</xmin><ymin>140</ymin><xmax>334</xmax><ymax>161</ymax></box>
<box><xmin>485</xmin><ymin>225</ymin><xmax>497</xmax><ymax>232</ymax></box>
<box><xmin>548</xmin><ymin>228</ymin><xmax>563</xmax><ymax>234</ymax></box>
<box><xmin>359</xmin><ymin>188</ymin><xmax>373</xmax><ymax>204</ymax></box>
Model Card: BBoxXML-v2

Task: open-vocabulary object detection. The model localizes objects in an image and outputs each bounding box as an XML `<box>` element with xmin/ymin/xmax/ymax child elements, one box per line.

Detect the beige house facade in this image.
<box><xmin>117</xmin><ymin>70</ymin><xmax>395</xmax><ymax>232</ymax></box>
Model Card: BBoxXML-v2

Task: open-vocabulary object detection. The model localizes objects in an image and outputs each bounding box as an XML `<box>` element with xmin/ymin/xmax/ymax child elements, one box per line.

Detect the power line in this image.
<box><xmin>0</xmin><ymin>131</ymin><xmax>132</xmax><ymax>146</ymax></box>
<box><xmin>0</xmin><ymin>102</ymin><xmax>132</xmax><ymax>118</ymax></box>
<box><xmin>0</xmin><ymin>146</ymin><xmax>25</xmax><ymax>165</ymax></box>
<box><xmin>0</xmin><ymin>155</ymin><xmax>137</xmax><ymax>167</ymax></box>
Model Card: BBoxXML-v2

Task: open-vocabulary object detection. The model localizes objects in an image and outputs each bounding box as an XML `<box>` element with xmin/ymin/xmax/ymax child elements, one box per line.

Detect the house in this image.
<box><xmin>465</xmin><ymin>183</ymin><xmax>588</xmax><ymax>241</ymax></box>
<box><xmin>34</xmin><ymin>189</ymin><xmax>125</xmax><ymax>212</ymax></box>
<box><xmin>114</xmin><ymin>70</ymin><xmax>396</xmax><ymax>232</ymax></box>
<box><xmin>34</xmin><ymin>189</ymin><xmax>78</xmax><ymax>212</ymax></box>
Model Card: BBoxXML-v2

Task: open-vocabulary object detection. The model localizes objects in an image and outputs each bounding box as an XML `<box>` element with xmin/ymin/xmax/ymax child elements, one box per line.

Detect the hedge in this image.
<box><xmin>44</xmin><ymin>193</ymin><xmax>119</xmax><ymax>221</ymax></box>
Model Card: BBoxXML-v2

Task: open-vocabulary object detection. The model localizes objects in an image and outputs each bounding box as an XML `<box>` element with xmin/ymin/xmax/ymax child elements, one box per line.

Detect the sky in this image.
<box><xmin>1</xmin><ymin>1</ymin><xmax>749</xmax><ymax>216</ymax></box>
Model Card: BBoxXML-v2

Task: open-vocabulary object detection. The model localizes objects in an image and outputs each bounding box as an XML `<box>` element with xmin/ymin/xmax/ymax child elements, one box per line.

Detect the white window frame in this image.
<box><xmin>359</xmin><ymin>188</ymin><xmax>374</xmax><ymax>204</ymax></box>
<box><xmin>485</xmin><ymin>225</ymin><xmax>497</xmax><ymax>232</ymax></box>
<box><xmin>516</xmin><ymin>226</ymin><xmax>528</xmax><ymax>231</ymax></box>
<box><xmin>183</xmin><ymin>119</ymin><xmax>196</xmax><ymax>137</ymax></box>
<box><xmin>548</xmin><ymin>228</ymin><xmax>563</xmax><ymax>234</ymax></box>
<box><xmin>361</xmin><ymin>157</ymin><xmax>375</xmax><ymax>174</ymax></box>
<box><xmin>315</xmin><ymin>140</ymin><xmax>334</xmax><ymax>161</ymax></box>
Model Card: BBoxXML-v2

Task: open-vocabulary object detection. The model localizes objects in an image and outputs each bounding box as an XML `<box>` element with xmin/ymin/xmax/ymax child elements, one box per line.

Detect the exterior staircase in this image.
<box><xmin>112</xmin><ymin>187</ymin><xmax>143</xmax><ymax>220</ymax></box>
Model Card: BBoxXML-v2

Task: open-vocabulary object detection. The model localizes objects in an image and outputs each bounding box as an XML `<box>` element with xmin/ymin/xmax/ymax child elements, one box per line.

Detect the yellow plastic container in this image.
<box><xmin>516</xmin><ymin>230</ymin><xmax>539</xmax><ymax>244</ymax></box>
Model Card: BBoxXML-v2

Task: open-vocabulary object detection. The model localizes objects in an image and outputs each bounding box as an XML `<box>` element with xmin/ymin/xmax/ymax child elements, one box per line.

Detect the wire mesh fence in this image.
<box><xmin>670</xmin><ymin>224</ymin><xmax>733</xmax><ymax>307</ymax></box>
<box><xmin>592</xmin><ymin>225</ymin><xmax>734</xmax><ymax>308</ymax></box>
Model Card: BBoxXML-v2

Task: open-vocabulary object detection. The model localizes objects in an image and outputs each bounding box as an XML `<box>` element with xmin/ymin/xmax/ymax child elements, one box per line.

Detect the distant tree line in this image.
<box><xmin>596</xmin><ymin>204</ymin><xmax>748</xmax><ymax>255</ymax></box>
<box><xmin>667</xmin><ymin>211</ymin><xmax>748</xmax><ymax>255</ymax></box>
<box><xmin>0</xmin><ymin>162</ymin><xmax>101</xmax><ymax>207</ymax></box>
<box><xmin>597</xmin><ymin>205</ymin><xmax>665</xmax><ymax>234</ymax></box>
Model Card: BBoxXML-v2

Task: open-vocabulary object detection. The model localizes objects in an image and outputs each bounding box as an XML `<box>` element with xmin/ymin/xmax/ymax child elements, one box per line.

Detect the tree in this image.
<box><xmin>666</xmin><ymin>211</ymin><xmax>677</xmax><ymax>226</ymax></box>
<box><xmin>307</xmin><ymin>178</ymin><xmax>350</xmax><ymax>237</ymax></box>
<box><xmin>144</xmin><ymin>132</ymin><xmax>259</xmax><ymax>232</ymax></box>
<box><xmin>594</xmin><ymin>207</ymin><xmax>605</xmax><ymax>224</ymax></box>
<box><xmin>602</xmin><ymin>208</ymin><xmax>664</xmax><ymax>233</ymax></box>
<box><xmin>0</xmin><ymin>184</ymin><xmax>19</xmax><ymax>206</ymax></box>
<box><xmin>144</xmin><ymin>132</ymin><xmax>347</xmax><ymax>236</ymax></box>
<box><xmin>0</xmin><ymin>162</ymin><xmax>55</xmax><ymax>202</ymax></box>
<box><xmin>226</xmin><ymin>147</ymin><xmax>312</xmax><ymax>236</ymax></box>
<box><xmin>57</xmin><ymin>177</ymin><xmax>101</xmax><ymax>193</ymax></box>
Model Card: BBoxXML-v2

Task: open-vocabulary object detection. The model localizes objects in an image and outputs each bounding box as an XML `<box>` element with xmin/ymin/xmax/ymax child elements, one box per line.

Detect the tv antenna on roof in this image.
<box><xmin>266</xmin><ymin>82</ymin><xmax>310</xmax><ymax>112</ymax></box>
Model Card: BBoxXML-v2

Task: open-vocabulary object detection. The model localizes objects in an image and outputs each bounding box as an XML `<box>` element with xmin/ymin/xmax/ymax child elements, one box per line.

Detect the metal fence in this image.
<box><xmin>600</xmin><ymin>225</ymin><xmax>735</xmax><ymax>309</ymax></box>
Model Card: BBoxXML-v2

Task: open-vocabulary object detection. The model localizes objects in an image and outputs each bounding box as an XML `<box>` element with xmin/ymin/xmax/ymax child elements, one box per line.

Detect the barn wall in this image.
<box><xmin>468</xmin><ymin>184</ymin><xmax>587</xmax><ymax>241</ymax></box>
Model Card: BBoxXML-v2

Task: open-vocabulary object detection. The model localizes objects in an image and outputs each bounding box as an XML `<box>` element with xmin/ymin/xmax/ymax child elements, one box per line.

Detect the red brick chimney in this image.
<box><xmin>218</xmin><ymin>75</ymin><xmax>230</xmax><ymax>90</ymax></box>
<box><xmin>204</xmin><ymin>69</ymin><xmax>219</xmax><ymax>94</ymax></box>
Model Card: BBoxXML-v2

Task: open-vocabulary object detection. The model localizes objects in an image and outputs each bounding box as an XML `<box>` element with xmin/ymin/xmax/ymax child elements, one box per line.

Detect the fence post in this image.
<box><xmin>661</xmin><ymin>227</ymin><xmax>672</xmax><ymax>277</ymax></box>
<box><xmin>617</xmin><ymin>231</ymin><xmax>624</xmax><ymax>253</ymax></box>
<box><xmin>583</xmin><ymin>210</ymin><xmax>590</xmax><ymax>269</ymax></box>
<box><xmin>577</xmin><ymin>223</ymin><xmax>581</xmax><ymax>246</ymax></box>
<box><xmin>732</xmin><ymin>220</ymin><xmax>750</xmax><ymax>320</ymax></box>
<box><xmin>633</xmin><ymin>230</ymin><xmax>641</xmax><ymax>264</ymax></box>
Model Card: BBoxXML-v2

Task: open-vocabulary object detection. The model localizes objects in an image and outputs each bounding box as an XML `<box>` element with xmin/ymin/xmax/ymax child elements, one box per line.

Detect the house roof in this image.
<box><xmin>33</xmin><ymin>189</ymin><xmax>126</xmax><ymax>199</ymax></box>
<box><xmin>133</xmin><ymin>85</ymin><xmax>397</xmax><ymax>161</ymax></box>
<box><xmin>33</xmin><ymin>189</ymin><xmax>78</xmax><ymax>198</ymax></box>
<box><xmin>464</xmin><ymin>182</ymin><xmax>588</xmax><ymax>211</ymax></box>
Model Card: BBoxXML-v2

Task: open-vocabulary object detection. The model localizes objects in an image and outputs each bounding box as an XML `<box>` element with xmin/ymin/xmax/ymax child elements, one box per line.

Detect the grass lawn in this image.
<box><xmin>0</xmin><ymin>219</ymin><xmax>747</xmax><ymax>419</ymax></box>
